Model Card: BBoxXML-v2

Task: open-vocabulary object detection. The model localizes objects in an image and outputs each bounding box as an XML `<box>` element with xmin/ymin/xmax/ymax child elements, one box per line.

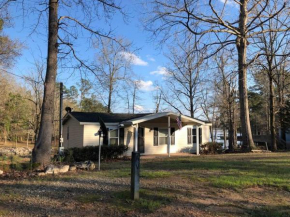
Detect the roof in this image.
<box><xmin>64</xmin><ymin>112</ymin><xmax>152</xmax><ymax>123</ymax></box>
<box><xmin>63</xmin><ymin>111</ymin><xmax>211</xmax><ymax>126</ymax></box>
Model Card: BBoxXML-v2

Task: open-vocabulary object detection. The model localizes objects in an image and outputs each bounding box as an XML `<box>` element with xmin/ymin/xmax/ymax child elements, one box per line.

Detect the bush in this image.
<box><xmin>63</xmin><ymin>145</ymin><xmax>128</xmax><ymax>162</ymax></box>
<box><xmin>200</xmin><ymin>142</ymin><xmax>223</xmax><ymax>154</ymax></box>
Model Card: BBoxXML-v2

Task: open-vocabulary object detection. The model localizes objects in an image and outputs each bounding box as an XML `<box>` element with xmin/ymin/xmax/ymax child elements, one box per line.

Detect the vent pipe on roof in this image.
<box><xmin>65</xmin><ymin>107</ymin><xmax>72</xmax><ymax>113</ymax></box>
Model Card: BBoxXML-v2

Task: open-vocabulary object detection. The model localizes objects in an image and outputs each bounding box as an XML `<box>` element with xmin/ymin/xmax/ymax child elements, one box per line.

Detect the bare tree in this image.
<box><xmin>200</xmin><ymin>87</ymin><xmax>218</xmax><ymax>143</ymax></box>
<box><xmin>24</xmin><ymin>61</ymin><xmax>45</xmax><ymax>144</ymax></box>
<box><xmin>144</xmin><ymin>0</ymin><xmax>288</xmax><ymax>150</ymax></box>
<box><xmin>162</xmin><ymin>36</ymin><xmax>204</xmax><ymax>118</ymax></box>
<box><xmin>214</xmin><ymin>52</ymin><xmax>238</xmax><ymax>151</ymax></box>
<box><xmin>93</xmin><ymin>38</ymin><xmax>132</xmax><ymax>113</ymax></box>
<box><xmin>252</xmin><ymin>1</ymin><xmax>290</xmax><ymax>151</ymax></box>
<box><xmin>152</xmin><ymin>84</ymin><xmax>162</xmax><ymax>113</ymax></box>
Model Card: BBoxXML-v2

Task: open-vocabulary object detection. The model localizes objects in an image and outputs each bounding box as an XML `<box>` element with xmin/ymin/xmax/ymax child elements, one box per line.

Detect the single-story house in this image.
<box><xmin>62</xmin><ymin>112</ymin><xmax>212</xmax><ymax>155</ymax></box>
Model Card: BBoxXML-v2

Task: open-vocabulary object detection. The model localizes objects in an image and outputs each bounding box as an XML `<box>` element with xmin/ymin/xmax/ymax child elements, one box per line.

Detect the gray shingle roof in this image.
<box><xmin>68</xmin><ymin>112</ymin><xmax>152</xmax><ymax>123</ymax></box>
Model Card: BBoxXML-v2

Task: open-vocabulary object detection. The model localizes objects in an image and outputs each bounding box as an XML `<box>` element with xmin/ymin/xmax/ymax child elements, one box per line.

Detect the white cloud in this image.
<box><xmin>219</xmin><ymin>0</ymin><xmax>238</xmax><ymax>7</ymax></box>
<box><xmin>146</xmin><ymin>55</ymin><xmax>155</xmax><ymax>62</ymax></box>
<box><xmin>134</xmin><ymin>105</ymin><xmax>144</xmax><ymax>112</ymax></box>
<box><xmin>137</xmin><ymin>80</ymin><xmax>156</xmax><ymax>91</ymax></box>
<box><xmin>150</xmin><ymin>66</ymin><xmax>169</xmax><ymax>76</ymax></box>
<box><xmin>119</xmin><ymin>51</ymin><xmax>148</xmax><ymax>66</ymax></box>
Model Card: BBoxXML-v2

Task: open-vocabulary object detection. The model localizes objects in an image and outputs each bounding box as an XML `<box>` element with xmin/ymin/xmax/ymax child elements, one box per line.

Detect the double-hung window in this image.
<box><xmin>153</xmin><ymin>128</ymin><xmax>175</xmax><ymax>146</ymax></box>
<box><xmin>110</xmin><ymin>129</ymin><xmax>118</xmax><ymax>145</ymax></box>
<box><xmin>158</xmin><ymin>129</ymin><xmax>168</xmax><ymax>145</ymax></box>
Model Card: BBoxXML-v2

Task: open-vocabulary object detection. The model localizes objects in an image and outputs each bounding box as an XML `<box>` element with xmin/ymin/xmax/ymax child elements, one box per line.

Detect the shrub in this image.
<box><xmin>200</xmin><ymin>142</ymin><xmax>223</xmax><ymax>154</ymax></box>
<box><xmin>63</xmin><ymin>145</ymin><xmax>128</xmax><ymax>162</ymax></box>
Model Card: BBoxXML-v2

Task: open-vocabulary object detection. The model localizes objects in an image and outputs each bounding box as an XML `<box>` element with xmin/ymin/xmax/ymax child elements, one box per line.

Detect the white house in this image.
<box><xmin>62</xmin><ymin>112</ymin><xmax>212</xmax><ymax>155</ymax></box>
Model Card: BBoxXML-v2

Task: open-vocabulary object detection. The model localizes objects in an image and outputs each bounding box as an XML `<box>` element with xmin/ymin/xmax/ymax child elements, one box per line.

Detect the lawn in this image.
<box><xmin>0</xmin><ymin>153</ymin><xmax>290</xmax><ymax>216</ymax></box>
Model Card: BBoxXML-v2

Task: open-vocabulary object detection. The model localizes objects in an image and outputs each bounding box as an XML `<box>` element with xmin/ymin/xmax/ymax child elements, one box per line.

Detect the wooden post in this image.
<box><xmin>131</xmin><ymin>151</ymin><xmax>140</xmax><ymax>200</ymax></box>
<box><xmin>167</xmin><ymin>116</ymin><xmax>171</xmax><ymax>157</ymax></box>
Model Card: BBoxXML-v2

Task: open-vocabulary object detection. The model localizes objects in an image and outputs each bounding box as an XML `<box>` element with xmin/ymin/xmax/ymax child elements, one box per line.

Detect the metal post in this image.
<box><xmin>98</xmin><ymin>136</ymin><xmax>101</xmax><ymax>171</ymax></box>
<box><xmin>131</xmin><ymin>151</ymin><xmax>140</xmax><ymax>200</ymax></box>
<box><xmin>59</xmin><ymin>82</ymin><xmax>63</xmax><ymax>148</ymax></box>
<box><xmin>168</xmin><ymin>116</ymin><xmax>171</xmax><ymax>157</ymax></box>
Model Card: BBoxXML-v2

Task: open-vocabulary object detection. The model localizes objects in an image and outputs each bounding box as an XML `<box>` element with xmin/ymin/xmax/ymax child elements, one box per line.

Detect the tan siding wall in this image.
<box><xmin>83</xmin><ymin>124</ymin><xmax>122</xmax><ymax>147</ymax></box>
<box><xmin>83</xmin><ymin>124</ymin><xmax>100</xmax><ymax>146</ymax></box>
<box><xmin>63</xmin><ymin>117</ymin><xmax>84</xmax><ymax>149</ymax></box>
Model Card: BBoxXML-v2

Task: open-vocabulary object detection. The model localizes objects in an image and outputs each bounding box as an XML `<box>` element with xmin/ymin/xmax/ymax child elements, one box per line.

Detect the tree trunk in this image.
<box><xmin>269</xmin><ymin>76</ymin><xmax>277</xmax><ymax>151</ymax></box>
<box><xmin>223</xmin><ymin>129</ymin><xmax>227</xmax><ymax>149</ymax></box>
<box><xmin>132</xmin><ymin>84</ymin><xmax>136</xmax><ymax>114</ymax></box>
<box><xmin>232</xmin><ymin>101</ymin><xmax>237</xmax><ymax>149</ymax></box>
<box><xmin>32</xmin><ymin>0</ymin><xmax>58</xmax><ymax>167</ymax></box>
<box><xmin>26</xmin><ymin>132</ymin><xmax>29</xmax><ymax>148</ymax></box>
<box><xmin>228</xmin><ymin>100</ymin><xmax>234</xmax><ymax>151</ymax></box>
<box><xmin>237</xmin><ymin>1</ymin><xmax>255</xmax><ymax>151</ymax></box>
<box><xmin>107</xmin><ymin>81</ymin><xmax>112</xmax><ymax>113</ymax></box>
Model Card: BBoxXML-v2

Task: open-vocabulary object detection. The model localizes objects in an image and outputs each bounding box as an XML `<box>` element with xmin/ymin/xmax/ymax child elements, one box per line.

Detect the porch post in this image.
<box><xmin>134</xmin><ymin>124</ymin><xmax>138</xmax><ymax>152</ymax></box>
<box><xmin>196</xmin><ymin>126</ymin><xmax>200</xmax><ymax>155</ymax></box>
<box><xmin>168</xmin><ymin>116</ymin><xmax>171</xmax><ymax>157</ymax></box>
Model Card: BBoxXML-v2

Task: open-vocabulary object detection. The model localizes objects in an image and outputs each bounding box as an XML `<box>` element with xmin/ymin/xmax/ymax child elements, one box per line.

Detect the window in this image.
<box><xmin>193</xmin><ymin>128</ymin><xmax>197</xmax><ymax>143</ymax></box>
<box><xmin>119</xmin><ymin>128</ymin><xmax>124</xmax><ymax>145</ymax></box>
<box><xmin>159</xmin><ymin>129</ymin><xmax>168</xmax><ymax>145</ymax></box>
<box><xmin>110</xmin><ymin>129</ymin><xmax>118</xmax><ymax>145</ymax></box>
<box><xmin>188</xmin><ymin>127</ymin><xmax>197</xmax><ymax>144</ymax></box>
<box><xmin>153</xmin><ymin>128</ymin><xmax>175</xmax><ymax>146</ymax></box>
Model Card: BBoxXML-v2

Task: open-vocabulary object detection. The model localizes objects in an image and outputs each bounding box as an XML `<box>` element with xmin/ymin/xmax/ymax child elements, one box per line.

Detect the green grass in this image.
<box><xmin>139</xmin><ymin>154</ymin><xmax>290</xmax><ymax>190</ymax></box>
<box><xmin>112</xmin><ymin>189</ymin><xmax>171</xmax><ymax>213</ymax></box>
<box><xmin>76</xmin><ymin>194</ymin><xmax>103</xmax><ymax>203</ymax></box>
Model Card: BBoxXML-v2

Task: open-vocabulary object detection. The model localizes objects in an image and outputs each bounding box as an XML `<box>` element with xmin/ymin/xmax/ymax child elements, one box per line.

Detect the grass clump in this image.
<box><xmin>112</xmin><ymin>189</ymin><xmax>171</xmax><ymax>213</ymax></box>
<box><xmin>141</xmin><ymin>170</ymin><xmax>172</xmax><ymax>178</ymax></box>
<box><xmin>76</xmin><ymin>194</ymin><xmax>102</xmax><ymax>203</ymax></box>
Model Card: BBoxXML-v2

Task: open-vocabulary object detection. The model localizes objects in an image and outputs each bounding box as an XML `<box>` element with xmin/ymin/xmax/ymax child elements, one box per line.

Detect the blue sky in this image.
<box><xmin>5</xmin><ymin>0</ymin><xmax>246</xmax><ymax>115</ymax></box>
<box><xmin>5</xmin><ymin>0</ymin><xmax>170</xmax><ymax>113</ymax></box>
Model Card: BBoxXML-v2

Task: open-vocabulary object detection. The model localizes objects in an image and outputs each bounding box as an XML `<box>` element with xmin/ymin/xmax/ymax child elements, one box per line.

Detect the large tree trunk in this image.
<box><xmin>269</xmin><ymin>76</ymin><xmax>277</xmax><ymax>151</ymax></box>
<box><xmin>32</xmin><ymin>0</ymin><xmax>58</xmax><ymax>167</ymax></box>
<box><xmin>237</xmin><ymin>0</ymin><xmax>255</xmax><ymax>151</ymax></box>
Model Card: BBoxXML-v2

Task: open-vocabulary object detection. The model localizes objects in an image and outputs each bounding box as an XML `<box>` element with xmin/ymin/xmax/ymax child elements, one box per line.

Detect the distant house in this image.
<box><xmin>62</xmin><ymin>112</ymin><xmax>212</xmax><ymax>155</ymax></box>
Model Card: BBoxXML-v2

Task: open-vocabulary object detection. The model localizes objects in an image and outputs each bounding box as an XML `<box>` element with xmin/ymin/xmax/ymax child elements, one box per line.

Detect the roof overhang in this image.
<box><xmin>121</xmin><ymin>112</ymin><xmax>209</xmax><ymax>126</ymax></box>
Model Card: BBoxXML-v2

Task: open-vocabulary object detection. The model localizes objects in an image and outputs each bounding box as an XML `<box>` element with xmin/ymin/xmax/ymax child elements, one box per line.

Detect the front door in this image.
<box><xmin>138</xmin><ymin>127</ymin><xmax>145</xmax><ymax>153</ymax></box>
